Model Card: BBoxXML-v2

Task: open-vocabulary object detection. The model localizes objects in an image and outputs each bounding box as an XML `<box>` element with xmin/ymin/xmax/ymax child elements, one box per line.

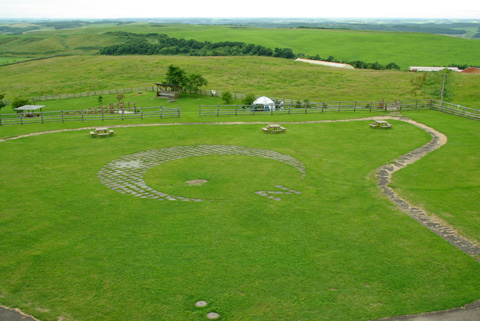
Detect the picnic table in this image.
<box><xmin>90</xmin><ymin>127</ymin><xmax>114</xmax><ymax>137</ymax></box>
<box><xmin>369</xmin><ymin>120</ymin><xmax>392</xmax><ymax>129</ymax></box>
<box><xmin>263</xmin><ymin>124</ymin><xmax>286</xmax><ymax>134</ymax></box>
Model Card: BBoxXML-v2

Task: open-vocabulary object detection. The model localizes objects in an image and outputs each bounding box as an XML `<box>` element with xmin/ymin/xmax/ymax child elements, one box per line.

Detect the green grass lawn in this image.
<box><xmin>392</xmin><ymin>110</ymin><xmax>480</xmax><ymax>244</ymax></box>
<box><xmin>1</xmin><ymin>113</ymin><xmax>480</xmax><ymax>321</ymax></box>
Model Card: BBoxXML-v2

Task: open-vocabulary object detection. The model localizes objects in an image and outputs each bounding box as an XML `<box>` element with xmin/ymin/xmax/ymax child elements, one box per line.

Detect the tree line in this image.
<box><xmin>99</xmin><ymin>32</ymin><xmax>400</xmax><ymax>70</ymax></box>
<box><xmin>100</xmin><ymin>32</ymin><xmax>295</xmax><ymax>58</ymax></box>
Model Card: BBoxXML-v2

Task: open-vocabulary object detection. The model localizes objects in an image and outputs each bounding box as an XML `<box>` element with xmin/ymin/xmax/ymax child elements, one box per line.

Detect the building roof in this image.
<box><xmin>295</xmin><ymin>58</ymin><xmax>355</xmax><ymax>70</ymax></box>
<box><xmin>409</xmin><ymin>66</ymin><xmax>461</xmax><ymax>72</ymax></box>
<box><xmin>462</xmin><ymin>67</ymin><xmax>480</xmax><ymax>73</ymax></box>
<box><xmin>14</xmin><ymin>105</ymin><xmax>46</xmax><ymax>111</ymax></box>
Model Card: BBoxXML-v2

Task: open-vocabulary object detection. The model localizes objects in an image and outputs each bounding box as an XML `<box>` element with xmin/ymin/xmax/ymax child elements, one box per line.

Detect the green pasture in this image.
<box><xmin>0</xmin><ymin>57</ymin><xmax>33</xmax><ymax>65</ymax></box>
<box><xmin>1</xmin><ymin>55</ymin><xmax>480</xmax><ymax>108</ymax></box>
<box><xmin>1</xmin><ymin>23</ymin><xmax>480</xmax><ymax>69</ymax></box>
<box><xmin>1</xmin><ymin>112</ymin><xmax>480</xmax><ymax>321</ymax></box>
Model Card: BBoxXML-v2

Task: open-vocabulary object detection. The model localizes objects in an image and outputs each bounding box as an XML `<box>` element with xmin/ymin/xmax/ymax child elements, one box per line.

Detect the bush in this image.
<box><xmin>242</xmin><ymin>93</ymin><xmax>256</xmax><ymax>106</ymax></box>
<box><xmin>221</xmin><ymin>91</ymin><xmax>233</xmax><ymax>104</ymax></box>
<box><xmin>11</xmin><ymin>97</ymin><xmax>30</xmax><ymax>111</ymax></box>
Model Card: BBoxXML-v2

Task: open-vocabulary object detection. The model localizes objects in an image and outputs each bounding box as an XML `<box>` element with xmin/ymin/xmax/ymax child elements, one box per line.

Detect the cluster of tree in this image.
<box><xmin>99</xmin><ymin>32</ymin><xmax>295</xmax><ymax>58</ymax></box>
<box><xmin>302</xmin><ymin>54</ymin><xmax>401</xmax><ymax>70</ymax></box>
<box><xmin>0</xmin><ymin>25</ymin><xmax>39</xmax><ymax>35</ymax></box>
<box><xmin>164</xmin><ymin>65</ymin><xmax>208</xmax><ymax>93</ymax></box>
<box><xmin>101</xmin><ymin>32</ymin><xmax>400</xmax><ymax>70</ymax></box>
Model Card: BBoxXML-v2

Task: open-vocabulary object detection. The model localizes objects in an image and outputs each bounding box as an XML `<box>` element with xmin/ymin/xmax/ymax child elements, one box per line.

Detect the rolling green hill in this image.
<box><xmin>1</xmin><ymin>55</ymin><xmax>479</xmax><ymax>108</ymax></box>
<box><xmin>1</xmin><ymin>23</ymin><xmax>480</xmax><ymax>69</ymax></box>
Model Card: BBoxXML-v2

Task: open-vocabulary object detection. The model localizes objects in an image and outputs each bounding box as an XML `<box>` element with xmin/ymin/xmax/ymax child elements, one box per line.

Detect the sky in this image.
<box><xmin>0</xmin><ymin>0</ymin><xmax>479</xmax><ymax>19</ymax></box>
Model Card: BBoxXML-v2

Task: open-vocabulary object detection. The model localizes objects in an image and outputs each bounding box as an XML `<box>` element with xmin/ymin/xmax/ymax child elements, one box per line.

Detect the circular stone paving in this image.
<box><xmin>98</xmin><ymin>145</ymin><xmax>305</xmax><ymax>201</ymax></box>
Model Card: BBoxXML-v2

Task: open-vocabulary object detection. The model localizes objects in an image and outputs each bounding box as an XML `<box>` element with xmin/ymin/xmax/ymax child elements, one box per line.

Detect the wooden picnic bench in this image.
<box><xmin>369</xmin><ymin>120</ymin><xmax>392</xmax><ymax>129</ymax></box>
<box><xmin>263</xmin><ymin>124</ymin><xmax>286</xmax><ymax>134</ymax></box>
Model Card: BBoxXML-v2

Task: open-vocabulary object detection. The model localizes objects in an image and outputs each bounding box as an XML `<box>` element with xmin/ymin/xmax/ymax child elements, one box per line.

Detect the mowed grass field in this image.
<box><xmin>1</xmin><ymin>113</ymin><xmax>480</xmax><ymax>321</ymax></box>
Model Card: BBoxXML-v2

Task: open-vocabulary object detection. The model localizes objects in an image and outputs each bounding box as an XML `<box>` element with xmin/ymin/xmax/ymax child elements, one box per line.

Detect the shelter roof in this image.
<box><xmin>14</xmin><ymin>105</ymin><xmax>46</xmax><ymax>111</ymax></box>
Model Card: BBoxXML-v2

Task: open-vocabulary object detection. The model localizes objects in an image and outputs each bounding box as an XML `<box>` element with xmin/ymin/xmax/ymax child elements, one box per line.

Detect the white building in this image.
<box><xmin>409</xmin><ymin>66</ymin><xmax>461</xmax><ymax>72</ymax></box>
<box><xmin>295</xmin><ymin>58</ymin><xmax>355</xmax><ymax>70</ymax></box>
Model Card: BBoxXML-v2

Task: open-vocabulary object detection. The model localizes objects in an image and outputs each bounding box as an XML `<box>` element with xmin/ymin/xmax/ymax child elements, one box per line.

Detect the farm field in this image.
<box><xmin>1</xmin><ymin>22</ymin><xmax>480</xmax><ymax>69</ymax></box>
<box><xmin>1</xmin><ymin>111</ymin><xmax>480</xmax><ymax>321</ymax></box>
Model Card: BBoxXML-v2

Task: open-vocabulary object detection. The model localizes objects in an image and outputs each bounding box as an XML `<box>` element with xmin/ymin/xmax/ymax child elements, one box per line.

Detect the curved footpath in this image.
<box><xmin>1</xmin><ymin>116</ymin><xmax>480</xmax><ymax>321</ymax></box>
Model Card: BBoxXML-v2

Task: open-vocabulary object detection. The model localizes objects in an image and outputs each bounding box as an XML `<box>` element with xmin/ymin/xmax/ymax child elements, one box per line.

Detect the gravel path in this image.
<box><xmin>2</xmin><ymin>116</ymin><xmax>479</xmax><ymax>321</ymax></box>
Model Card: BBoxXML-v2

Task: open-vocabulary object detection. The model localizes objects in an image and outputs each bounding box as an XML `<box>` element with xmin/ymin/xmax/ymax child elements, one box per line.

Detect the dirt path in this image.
<box><xmin>2</xmin><ymin>116</ymin><xmax>479</xmax><ymax>321</ymax></box>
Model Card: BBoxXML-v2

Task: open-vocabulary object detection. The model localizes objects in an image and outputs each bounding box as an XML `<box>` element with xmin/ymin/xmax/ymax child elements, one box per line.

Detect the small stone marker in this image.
<box><xmin>206</xmin><ymin>312</ymin><xmax>220</xmax><ymax>319</ymax></box>
<box><xmin>195</xmin><ymin>300</ymin><xmax>208</xmax><ymax>307</ymax></box>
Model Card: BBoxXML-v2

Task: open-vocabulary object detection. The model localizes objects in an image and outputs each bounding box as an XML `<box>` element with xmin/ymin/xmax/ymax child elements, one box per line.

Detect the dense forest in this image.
<box><xmin>99</xmin><ymin>31</ymin><xmax>401</xmax><ymax>70</ymax></box>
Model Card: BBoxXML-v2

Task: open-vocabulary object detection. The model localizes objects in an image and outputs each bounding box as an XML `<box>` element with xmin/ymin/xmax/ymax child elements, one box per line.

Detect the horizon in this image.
<box><xmin>1</xmin><ymin>0</ymin><xmax>479</xmax><ymax>20</ymax></box>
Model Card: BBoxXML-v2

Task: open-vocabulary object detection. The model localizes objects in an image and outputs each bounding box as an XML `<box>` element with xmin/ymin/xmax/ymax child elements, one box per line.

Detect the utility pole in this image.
<box><xmin>440</xmin><ymin>70</ymin><xmax>446</xmax><ymax>106</ymax></box>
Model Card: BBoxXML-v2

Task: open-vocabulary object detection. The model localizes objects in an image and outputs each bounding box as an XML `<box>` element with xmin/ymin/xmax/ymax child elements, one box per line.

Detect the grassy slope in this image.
<box><xmin>1</xmin><ymin>23</ymin><xmax>480</xmax><ymax>69</ymax></box>
<box><xmin>1</xmin><ymin>55</ymin><xmax>479</xmax><ymax>108</ymax></box>
<box><xmin>1</xmin><ymin>117</ymin><xmax>480</xmax><ymax>321</ymax></box>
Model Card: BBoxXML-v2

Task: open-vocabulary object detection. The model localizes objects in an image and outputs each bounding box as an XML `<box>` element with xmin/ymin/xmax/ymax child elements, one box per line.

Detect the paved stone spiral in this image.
<box><xmin>97</xmin><ymin>144</ymin><xmax>305</xmax><ymax>201</ymax></box>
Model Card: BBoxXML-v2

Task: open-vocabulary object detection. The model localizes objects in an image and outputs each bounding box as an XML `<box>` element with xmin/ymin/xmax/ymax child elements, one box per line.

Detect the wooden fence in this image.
<box><xmin>199</xmin><ymin>100</ymin><xmax>432</xmax><ymax>117</ymax></box>
<box><xmin>0</xmin><ymin>106</ymin><xmax>180</xmax><ymax>126</ymax></box>
<box><xmin>431</xmin><ymin>100</ymin><xmax>480</xmax><ymax>121</ymax></box>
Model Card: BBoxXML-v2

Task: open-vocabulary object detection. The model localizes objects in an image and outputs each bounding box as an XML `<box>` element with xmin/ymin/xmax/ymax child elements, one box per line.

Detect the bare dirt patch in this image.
<box><xmin>186</xmin><ymin>179</ymin><xmax>208</xmax><ymax>186</ymax></box>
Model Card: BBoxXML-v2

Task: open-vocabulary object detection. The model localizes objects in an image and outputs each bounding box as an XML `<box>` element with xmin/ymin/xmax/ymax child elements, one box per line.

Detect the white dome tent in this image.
<box><xmin>252</xmin><ymin>96</ymin><xmax>275</xmax><ymax>111</ymax></box>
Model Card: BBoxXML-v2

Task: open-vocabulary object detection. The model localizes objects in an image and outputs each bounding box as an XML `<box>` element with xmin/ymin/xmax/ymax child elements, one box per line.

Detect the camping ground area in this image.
<box><xmin>1</xmin><ymin>111</ymin><xmax>480</xmax><ymax>321</ymax></box>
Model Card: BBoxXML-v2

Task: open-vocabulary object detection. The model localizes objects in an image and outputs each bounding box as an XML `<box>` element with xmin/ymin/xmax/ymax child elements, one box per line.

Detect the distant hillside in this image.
<box><xmin>1</xmin><ymin>22</ymin><xmax>480</xmax><ymax>69</ymax></box>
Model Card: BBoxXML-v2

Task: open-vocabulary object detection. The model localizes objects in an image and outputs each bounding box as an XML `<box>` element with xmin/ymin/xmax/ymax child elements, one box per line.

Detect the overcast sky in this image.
<box><xmin>0</xmin><ymin>0</ymin><xmax>479</xmax><ymax>19</ymax></box>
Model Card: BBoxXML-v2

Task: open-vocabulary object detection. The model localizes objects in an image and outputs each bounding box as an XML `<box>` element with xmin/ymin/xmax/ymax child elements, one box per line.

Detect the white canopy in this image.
<box><xmin>14</xmin><ymin>105</ymin><xmax>46</xmax><ymax>111</ymax></box>
<box><xmin>253</xmin><ymin>96</ymin><xmax>275</xmax><ymax>110</ymax></box>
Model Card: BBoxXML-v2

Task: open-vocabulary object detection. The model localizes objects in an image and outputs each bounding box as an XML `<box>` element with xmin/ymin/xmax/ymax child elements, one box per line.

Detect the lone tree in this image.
<box><xmin>0</xmin><ymin>94</ymin><xmax>6</xmax><ymax>110</ymax></box>
<box><xmin>164</xmin><ymin>65</ymin><xmax>208</xmax><ymax>93</ymax></box>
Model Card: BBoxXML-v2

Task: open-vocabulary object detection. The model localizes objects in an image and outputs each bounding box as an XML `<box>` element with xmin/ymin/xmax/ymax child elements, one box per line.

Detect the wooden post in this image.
<box><xmin>416</xmin><ymin>100</ymin><xmax>418</xmax><ymax>110</ymax></box>
<box><xmin>61</xmin><ymin>111</ymin><xmax>64</xmax><ymax>123</ymax></box>
<box><xmin>235</xmin><ymin>105</ymin><xmax>237</xmax><ymax>116</ymax></box>
<box><xmin>199</xmin><ymin>105</ymin><xmax>201</xmax><ymax>117</ymax></box>
<box><xmin>82</xmin><ymin>110</ymin><xmax>84</xmax><ymax>122</ymax></box>
<box><xmin>101</xmin><ymin>108</ymin><xmax>104</xmax><ymax>121</ymax></box>
<box><xmin>141</xmin><ymin>107</ymin><xmax>143</xmax><ymax>119</ymax></box>
<box><xmin>354</xmin><ymin>101</ymin><xmax>356</xmax><ymax>112</ymax></box>
<box><xmin>217</xmin><ymin>105</ymin><xmax>219</xmax><ymax>116</ymax></box>
<box><xmin>160</xmin><ymin>106</ymin><xmax>163</xmax><ymax>118</ymax></box>
<box><xmin>288</xmin><ymin>104</ymin><xmax>291</xmax><ymax>114</ymax></box>
<box><xmin>369</xmin><ymin>102</ymin><xmax>372</xmax><ymax>112</ymax></box>
<box><xmin>122</xmin><ymin>108</ymin><xmax>124</xmax><ymax>121</ymax></box>
<box><xmin>338</xmin><ymin>101</ymin><xmax>341</xmax><ymax>112</ymax></box>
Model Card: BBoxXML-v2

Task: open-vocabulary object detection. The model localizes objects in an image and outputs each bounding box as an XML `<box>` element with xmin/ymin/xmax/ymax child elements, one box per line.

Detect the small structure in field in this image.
<box><xmin>295</xmin><ymin>58</ymin><xmax>355</xmax><ymax>70</ymax></box>
<box><xmin>14</xmin><ymin>105</ymin><xmax>46</xmax><ymax>118</ymax></box>
<box><xmin>155</xmin><ymin>83</ymin><xmax>180</xmax><ymax>99</ymax></box>
<box><xmin>462</xmin><ymin>67</ymin><xmax>480</xmax><ymax>74</ymax></box>
<box><xmin>252</xmin><ymin>96</ymin><xmax>275</xmax><ymax>111</ymax></box>
<box><xmin>409</xmin><ymin>66</ymin><xmax>461</xmax><ymax>72</ymax></box>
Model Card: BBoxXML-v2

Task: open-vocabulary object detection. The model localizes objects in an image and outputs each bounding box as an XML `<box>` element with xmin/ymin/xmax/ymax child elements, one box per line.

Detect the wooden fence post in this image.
<box><xmin>82</xmin><ymin>110</ymin><xmax>84</xmax><ymax>122</ymax></box>
<box><xmin>199</xmin><ymin>105</ymin><xmax>201</xmax><ymax>117</ymax></box>
<box><xmin>141</xmin><ymin>107</ymin><xmax>143</xmax><ymax>119</ymax></box>
<box><xmin>217</xmin><ymin>105</ymin><xmax>219</xmax><ymax>116</ymax></box>
<box><xmin>235</xmin><ymin>105</ymin><xmax>237</xmax><ymax>116</ymax></box>
<box><xmin>354</xmin><ymin>101</ymin><xmax>356</xmax><ymax>112</ymax></box>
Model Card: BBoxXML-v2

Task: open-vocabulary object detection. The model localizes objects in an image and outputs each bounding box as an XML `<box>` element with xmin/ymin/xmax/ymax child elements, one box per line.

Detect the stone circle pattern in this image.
<box><xmin>98</xmin><ymin>145</ymin><xmax>305</xmax><ymax>201</ymax></box>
